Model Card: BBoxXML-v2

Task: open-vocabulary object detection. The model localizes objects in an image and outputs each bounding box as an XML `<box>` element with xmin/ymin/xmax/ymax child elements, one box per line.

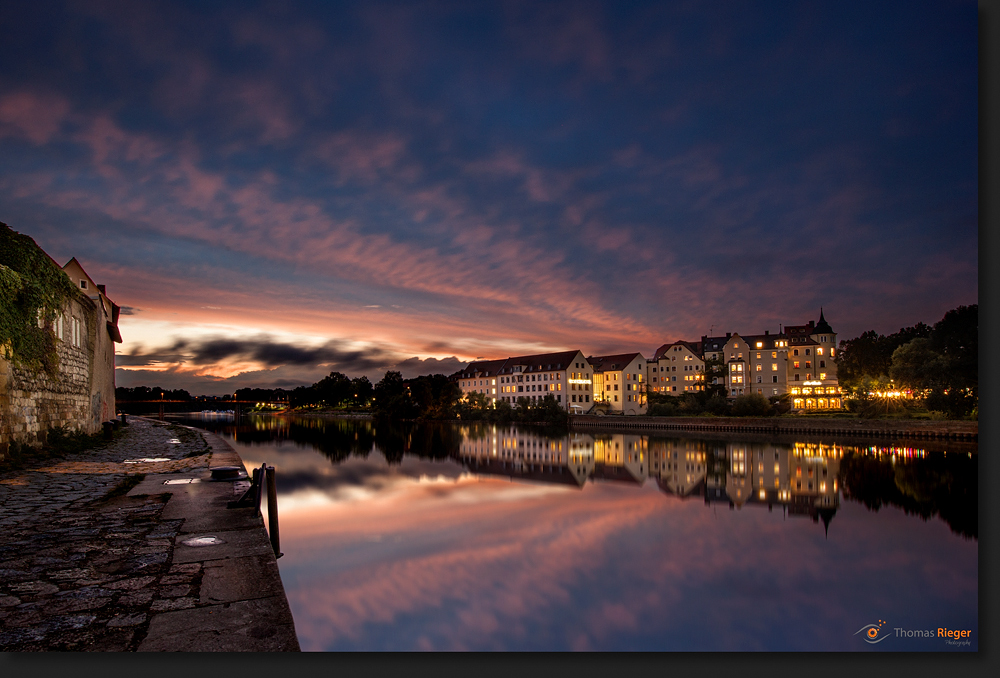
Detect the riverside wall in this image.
<box><xmin>570</xmin><ymin>414</ymin><xmax>978</xmax><ymax>442</ymax></box>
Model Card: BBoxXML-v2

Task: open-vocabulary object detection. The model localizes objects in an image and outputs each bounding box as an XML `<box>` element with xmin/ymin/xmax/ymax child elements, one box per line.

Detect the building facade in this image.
<box><xmin>588</xmin><ymin>352</ymin><xmax>647</xmax><ymax>415</ymax></box>
<box><xmin>0</xmin><ymin>240</ymin><xmax>122</xmax><ymax>457</ymax></box>
<box><xmin>454</xmin><ymin>350</ymin><xmax>592</xmax><ymax>411</ymax></box>
<box><xmin>648</xmin><ymin>341</ymin><xmax>705</xmax><ymax>394</ymax></box>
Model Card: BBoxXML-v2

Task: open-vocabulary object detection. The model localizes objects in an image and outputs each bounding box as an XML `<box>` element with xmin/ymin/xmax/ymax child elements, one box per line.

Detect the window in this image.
<box><xmin>819</xmin><ymin>360</ymin><xmax>825</xmax><ymax>368</ymax></box>
<box><xmin>805</xmin><ymin>349</ymin><xmax>811</xmax><ymax>356</ymax></box>
<box><xmin>772</xmin><ymin>352</ymin><xmax>777</xmax><ymax>358</ymax></box>
<box><xmin>772</xmin><ymin>376</ymin><xmax>778</xmax><ymax>383</ymax></box>
<box><xmin>793</xmin><ymin>349</ymin><xmax>799</xmax><ymax>356</ymax></box>
<box><xmin>756</xmin><ymin>364</ymin><xmax>762</xmax><ymax>371</ymax></box>
<box><xmin>79</xmin><ymin>279</ymin><xmax>87</xmax><ymax>290</ymax></box>
<box><xmin>817</xmin><ymin>347</ymin><xmax>823</xmax><ymax>355</ymax></box>
<box><xmin>820</xmin><ymin>373</ymin><xmax>827</xmax><ymax>380</ymax></box>
<box><xmin>805</xmin><ymin>361</ymin><xmax>811</xmax><ymax>368</ymax></box>
<box><xmin>756</xmin><ymin>352</ymin><xmax>761</xmax><ymax>359</ymax></box>
<box><xmin>794</xmin><ymin>361</ymin><xmax>800</xmax><ymax>369</ymax></box>
<box><xmin>794</xmin><ymin>374</ymin><xmax>800</xmax><ymax>381</ymax></box>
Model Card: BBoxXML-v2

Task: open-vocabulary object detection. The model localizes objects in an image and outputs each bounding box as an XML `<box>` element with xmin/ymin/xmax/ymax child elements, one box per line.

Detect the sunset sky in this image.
<box><xmin>0</xmin><ymin>1</ymin><xmax>978</xmax><ymax>395</ymax></box>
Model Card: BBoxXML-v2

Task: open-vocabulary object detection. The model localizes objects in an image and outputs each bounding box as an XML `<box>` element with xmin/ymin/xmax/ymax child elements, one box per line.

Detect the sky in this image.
<box><xmin>0</xmin><ymin>1</ymin><xmax>978</xmax><ymax>395</ymax></box>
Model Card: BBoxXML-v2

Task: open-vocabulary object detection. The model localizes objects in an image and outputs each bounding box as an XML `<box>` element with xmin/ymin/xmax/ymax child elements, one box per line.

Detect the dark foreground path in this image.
<box><xmin>0</xmin><ymin>417</ymin><xmax>299</xmax><ymax>651</ymax></box>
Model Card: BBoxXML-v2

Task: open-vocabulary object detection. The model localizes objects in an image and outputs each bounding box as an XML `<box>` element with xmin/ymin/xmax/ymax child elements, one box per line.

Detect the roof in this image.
<box><xmin>454</xmin><ymin>358</ymin><xmax>508</xmax><ymax>380</ymax></box>
<box><xmin>700</xmin><ymin>335</ymin><xmax>732</xmax><ymax>352</ymax></box>
<box><xmin>586</xmin><ymin>352</ymin><xmax>644</xmax><ymax>373</ymax></box>
<box><xmin>450</xmin><ymin>349</ymin><xmax>585</xmax><ymax>380</ymax></box>
<box><xmin>652</xmin><ymin>340</ymin><xmax>703</xmax><ymax>361</ymax></box>
<box><xmin>503</xmin><ymin>350</ymin><xmax>583</xmax><ymax>373</ymax></box>
<box><xmin>814</xmin><ymin>308</ymin><xmax>833</xmax><ymax>334</ymax></box>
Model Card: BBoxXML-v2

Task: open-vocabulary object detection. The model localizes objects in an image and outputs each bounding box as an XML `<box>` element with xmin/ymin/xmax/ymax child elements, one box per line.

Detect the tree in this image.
<box><xmin>837</xmin><ymin>323</ymin><xmax>931</xmax><ymax>392</ymax></box>
<box><xmin>350</xmin><ymin>376</ymin><xmax>374</xmax><ymax>407</ymax></box>
<box><xmin>702</xmin><ymin>356</ymin><xmax>727</xmax><ymax>398</ymax></box>
<box><xmin>315</xmin><ymin>371</ymin><xmax>352</xmax><ymax>407</ymax></box>
<box><xmin>731</xmin><ymin>393</ymin><xmax>773</xmax><ymax>417</ymax></box>
<box><xmin>372</xmin><ymin>371</ymin><xmax>416</xmax><ymax>419</ymax></box>
<box><xmin>888</xmin><ymin>338</ymin><xmax>947</xmax><ymax>392</ymax></box>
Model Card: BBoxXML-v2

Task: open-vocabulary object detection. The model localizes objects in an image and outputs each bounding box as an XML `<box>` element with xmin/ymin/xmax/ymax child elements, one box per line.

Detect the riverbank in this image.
<box><xmin>570</xmin><ymin>414</ymin><xmax>978</xmax><ymax>443</ymax></box>
<box><xmin>0</xmin><ymin>416</ymin><xmax>299</xmax><ymax>651</ymax></box>
<box><xmin>263</xmin><ymin>409</ymin><xmax>977</xmax><ymax>443</ymax></box>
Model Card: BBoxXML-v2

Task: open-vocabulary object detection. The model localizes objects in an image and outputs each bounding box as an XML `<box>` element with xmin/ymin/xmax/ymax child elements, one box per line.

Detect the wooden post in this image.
<box><xmin>265</xmin><ymin>465</ymin><xmax>281</xmax><ymax>558</ymax></box>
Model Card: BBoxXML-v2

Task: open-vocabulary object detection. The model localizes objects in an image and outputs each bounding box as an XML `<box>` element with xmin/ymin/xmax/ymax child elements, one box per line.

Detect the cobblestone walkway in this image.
<box><xmin>0</xmin><ymin>417</ymin><xmax>214</xmax><ymax>651</ymax></box>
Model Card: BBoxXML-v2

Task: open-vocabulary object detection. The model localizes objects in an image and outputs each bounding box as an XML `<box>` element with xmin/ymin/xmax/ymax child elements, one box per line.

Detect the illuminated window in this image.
<box><xmin>793</xmin><ymin>361</ymin><xmax>800</xmax><ymax>369</ymax></box>
<box><xmin>817</xmin><ymin>347</ymin><xmax>823</xmax><ymax>355</ymax></box>
<box><xmin>820</xmin><ymin>373</ymin><xmax>827</xmax><ymax>380</ymax></box>
<box><xmin>756</xmin><ymin>364</ymin><xmax>762</xmax><ymax>371</ymax></box>
<box><xmin>756</xmin><ymin>342</ymin><xmax>763</xmax><ymax>348</ymax></box>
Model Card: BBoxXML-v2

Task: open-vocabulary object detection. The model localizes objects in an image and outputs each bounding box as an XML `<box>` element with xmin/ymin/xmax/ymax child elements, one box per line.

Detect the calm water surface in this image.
<box><xmin>169</xmin><ymin>413</ymin><xmax>978</xmax><ymax>652</ymax></box>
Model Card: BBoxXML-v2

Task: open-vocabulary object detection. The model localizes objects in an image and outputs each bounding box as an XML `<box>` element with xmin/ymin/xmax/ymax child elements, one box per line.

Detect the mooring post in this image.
<box><xmin>265</xmin><ymin>465</ymin><xmax>282</xmax><ymax>558</ymax></box>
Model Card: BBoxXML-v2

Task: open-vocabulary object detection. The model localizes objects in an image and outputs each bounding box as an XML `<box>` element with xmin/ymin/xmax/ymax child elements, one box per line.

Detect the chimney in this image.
<box><xmin>764</xmin><ymin>330</ymin><xmax>769</xmax><ymax>335</ymax></box>
<box><xmin>726</xmin><ymin>332</ymin><xmax>731</xmax><ymax>339</ymax></box>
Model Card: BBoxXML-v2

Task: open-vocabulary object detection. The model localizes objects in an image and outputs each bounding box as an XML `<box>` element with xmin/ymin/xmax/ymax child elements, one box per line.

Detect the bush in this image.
<box><xmin>705</xmin><ymin>394</ymin><xmax>730</xmax><ymax>415</ymax></box>
<box><xmin>731</xmin><ymin>393</ymin><xmax>773</xmax><ymax>417</ymax></box>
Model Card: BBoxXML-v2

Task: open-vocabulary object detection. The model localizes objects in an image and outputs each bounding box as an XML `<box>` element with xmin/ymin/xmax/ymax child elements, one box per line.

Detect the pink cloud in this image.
<box><xmin>0</xmin><ymin>91</ymin><xmax>71</xmax><ymax>144</ymax></box>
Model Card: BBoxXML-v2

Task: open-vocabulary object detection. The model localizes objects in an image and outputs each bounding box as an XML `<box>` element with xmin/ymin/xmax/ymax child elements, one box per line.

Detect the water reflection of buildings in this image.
<box><xmin>456</xmin><ymin>429</ymin><xmax>845</xmax><ymax>532</ymax></box>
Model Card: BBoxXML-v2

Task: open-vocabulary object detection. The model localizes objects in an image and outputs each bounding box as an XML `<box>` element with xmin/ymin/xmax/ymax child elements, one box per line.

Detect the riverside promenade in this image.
<box><xmin>0</xmin><ymin>417</ymin><xmax>299</xmax><ymax>651</ymax></box>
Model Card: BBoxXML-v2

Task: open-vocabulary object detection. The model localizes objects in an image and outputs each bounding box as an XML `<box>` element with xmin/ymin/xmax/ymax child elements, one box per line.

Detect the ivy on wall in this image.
<box><xmin>0</xmin><ymin>222</ymin><xmax>81</xmax><ymax>378</ymax></box>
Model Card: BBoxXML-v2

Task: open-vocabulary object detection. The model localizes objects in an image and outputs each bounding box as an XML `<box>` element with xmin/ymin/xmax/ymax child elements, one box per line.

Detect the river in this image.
<box><xmin>165</xmin><ymin>412</ymin><xmax>977</xmax><ymax>652</ymax></box>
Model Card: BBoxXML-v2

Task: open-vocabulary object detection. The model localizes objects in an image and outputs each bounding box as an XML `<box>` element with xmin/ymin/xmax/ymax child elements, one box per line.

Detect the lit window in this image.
<box><xmin>756</xmin><ymin>364</ymin><xmax>762</xmax><ymax>371</ymax></box>
<box><xmin>820</xmin><ymin>373</ymin><xmax>827</xmax><ymax>380</ymax></box>
<box><xmin>816</xmin><ymin>347</ymin><xmax>823</xmax><ymax>355</ymax></box>
<box><xmin>756</xmin><ymin>342</ymin><xmax>763</xmax><ymax>348</ymax></box>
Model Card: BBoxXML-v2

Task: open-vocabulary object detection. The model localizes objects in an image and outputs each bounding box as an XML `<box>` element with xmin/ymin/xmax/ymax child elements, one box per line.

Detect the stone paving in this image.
<box><xmin>0</xmin><ymin>417</ymin><xmax>219</xmax><ymax>650</ymax></box>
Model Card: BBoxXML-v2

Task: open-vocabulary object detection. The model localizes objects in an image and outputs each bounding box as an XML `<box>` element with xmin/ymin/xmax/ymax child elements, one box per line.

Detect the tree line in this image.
<box><xmin>835</xmin><ymin>304</ymin><xmax>977</xmax><ymax>418</ymax></box>
<box><xmin>289</xmin><ymin>369</ymin><xmax>569</xmax><ymax>424</ymax></box>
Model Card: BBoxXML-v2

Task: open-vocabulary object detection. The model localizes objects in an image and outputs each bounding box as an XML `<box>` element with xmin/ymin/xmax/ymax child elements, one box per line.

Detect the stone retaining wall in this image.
<box><xmin>570</xmin><ymin>414</ymin><xmax>978</xmax><ymax>441</ymax></box>
<box><xmin>0</xmin><ymin>294</ymin><xmax>113</xmax><ymax>459</ymax></box>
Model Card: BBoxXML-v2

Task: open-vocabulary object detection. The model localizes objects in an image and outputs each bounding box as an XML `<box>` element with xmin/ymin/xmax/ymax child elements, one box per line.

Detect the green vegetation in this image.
<box><xmin>838</xmin><ymin>305</ymin><xmax>977</xmax><ymax>418</ymax></box>
<box><xmin>0</xmin><ymin>222</ymin><xmax>81</xmax><ymax>377</ymax></box>
<box><xmin>645</xmin><ymin>390</ymin><xmax>789</xmax><ymax>417</ymax></box>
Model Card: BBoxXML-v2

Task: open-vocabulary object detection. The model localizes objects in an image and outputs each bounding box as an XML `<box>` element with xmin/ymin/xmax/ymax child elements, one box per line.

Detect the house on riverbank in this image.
<box><xmin>0</xmin><ymin>223</ymin><xmax>121</xmax><ymax>458</ymax></box>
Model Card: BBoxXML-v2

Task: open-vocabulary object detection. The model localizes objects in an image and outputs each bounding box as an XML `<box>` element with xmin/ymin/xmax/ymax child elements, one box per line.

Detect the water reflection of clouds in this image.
<box><xmin>278</xmin><ymin>483</ymin><xmax>976</xmax><ymax>651</ymax></box>
<box><xmin>284</xmin><ymin>484</ymin><xmax>665</xmax><ymax>650</ymax></box>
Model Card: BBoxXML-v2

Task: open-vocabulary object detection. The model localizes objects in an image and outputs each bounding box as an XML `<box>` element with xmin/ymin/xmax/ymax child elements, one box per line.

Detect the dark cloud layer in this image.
<box><xmin>116</xmin><ymin>335</ymin><xmax>467</xmax><ymax>394</ymax></box>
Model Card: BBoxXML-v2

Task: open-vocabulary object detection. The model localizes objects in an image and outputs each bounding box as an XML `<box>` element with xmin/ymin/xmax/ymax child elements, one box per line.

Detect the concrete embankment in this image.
<box><xmin>0</xmin><ymin>416</ymin><xmax>299</xmax><ymax>651</ymax></box>
<box><xmin>570</xmin><ymin>414</ymin><xmax>978</xmax><ymax>444</ymax></box>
